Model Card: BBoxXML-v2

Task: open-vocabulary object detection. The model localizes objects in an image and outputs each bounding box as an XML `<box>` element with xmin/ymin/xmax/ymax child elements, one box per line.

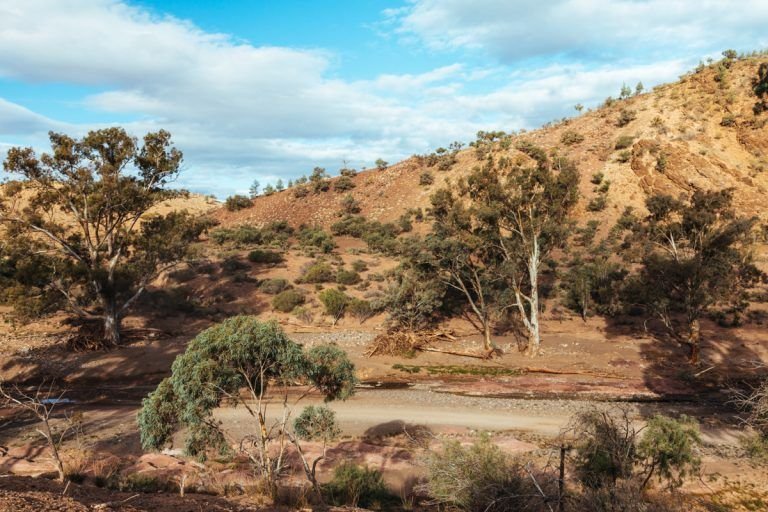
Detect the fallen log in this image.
<box><xmin>522</xmin><ymin>367</ymin><xmax>629</xmax><ymax>380</ymax></box>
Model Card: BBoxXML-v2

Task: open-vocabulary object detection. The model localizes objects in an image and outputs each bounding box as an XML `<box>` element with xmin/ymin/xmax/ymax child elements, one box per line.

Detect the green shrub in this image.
<box><xmin>247</xmin><ymin>249</ymin><xmax>283</xmax><ymax>264</ymax></box>
<box><xmin>323</xmin><ymin>463</ymin><xmax>393</xmax><ymax>509</ymax></box>
<box><xmin>572</xmin><ymin>409</ymin><xmax>637</xmax><ymax>489</ymax></box>
<box><xmin>347</xmin><ymin>298</ymin><xmax>374</xmax><ymax>324</ymax></box>
<box><xmin>615</xmin><ymin>135</ymin><xmax>635</xmax><ymax>150</ymax></box>
<box><xmin>637</xmin><ymin>415</ymin><xmax>701</xmax><ymax>490</ymax></box>
<box><xmin>419</xmin><ymin>172</ymin><xmax>434</xmax><ymax>186</ymax></box>
<box><xmin>292</xmin><ymin>305</ymin><xmax>313</xmax><ymax>324</ymax></box>
<box><xmin>590</xmin><ymin>172</ymin><xmax>604</xmax><ymax>185</ymax></box>
<box><xmin>616</xmin><ymin>108</ymin><xmax>637</xmax><ymax>127</ymax></box>
<box><xmin>587</xmin><ymin>195</ymin><xmax>608</xmax><ymax>212</ymax></box>
<box><xmin>221</xmin><ymin>257</ymin><xmax>249</xmax><ymax>274</ymax></box>
<box><xmin>293</xmin><ymin>405</ymin><xmax>340</xmax><ymax>443</ymax></box>
<box><xmin>616</xmin><ymin>150</ymin><xmax>631</xmax><ymax>163</ymax></box>
<box><xmin>720</xmin><ymin>114</ymin><xmax>737</xmax><ymax>127</ymax></box>
<box><xmin>425</xmin><ymin>435</ymin><xmax>549</xmax><ymax>512</ymax></box>
<box><xmin>334</xmin><ymin>176</ymin><xmax>355</xmax><ymax>192</ymax></box>
<box><xmin>298</xmin><ymin>261</ymin><xmax>335</xmax><ymax>284</ymax></box>
<box><xmin>272</xmin><ymin>289</ymin><xmax>305</xmax><ymax>312</ymax></box>
<box><xmin>293</xmin><ymin>186</ymin><xmax>309</xmax><ymax>198</ymax></box>
<box><xmin>331</xmin><ymin>215</ymin><xmax>368</xmax><ymax>237</ymax></box>
<box><xmin>340</xmin><ymin>194</ymin><xmax>361</xmax><ymax>214</ymax></box>
<box><xmin>210</xmin><ymin>225</ymin><xmax>262</xmax><ymax>246</ymax></box>
<box><xmin>351</xmin><ymin>260</ymin><xmax>368</xmax><ymax>272</ymax></box>
<box><xmin>319</xmin><ymin>288</ymin><xmax>350</xmax><ymax>323</ymax></box>
<box><xmin>297</xmin><ymin>226</ymin><xmax>335</xmax><ymax>253</ymax></box>
<box><xmin>258</xmin><ymin>278</ymin><xmax>290</xmax><ymax>295</ymax></box>
<box><xmin>561</xmin><ymin>130</ymin><xmax>585</xmax><ymax>145</ymax></box>
<box><xmin>336</xmin><ymin>269</ymin><xmax>361</xmax><ymax>285</ymax></box>
<box><xmin>224</xmin><ymin>194</ymin><xmax>253</xmax><ymax>211</ymax></box>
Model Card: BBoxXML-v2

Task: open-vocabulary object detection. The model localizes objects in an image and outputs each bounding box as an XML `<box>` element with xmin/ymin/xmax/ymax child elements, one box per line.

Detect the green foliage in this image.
<box><xmin>1</xmin><ymin>128</ymin><xmax>205</xmax><ymax>346</ymax></box>
<box><xmin>562</xmin><ymin>252</ymin><xmax>627</xmax><ymax>319</ymax></box>
<box><xmin>754</xmin><ymin>62</ymin><xmax>768</xmax><ymax>114</ymax></box>
<box><xmin>211</xmin><ymin>221</ymin><xmax>293</xmax><ymax>248</ymax></box>
<box><xmin>620</xmin><ymin>190</ymin><xmax>763</xmax><ymax>362</ymax></box>
<box><xmin>297</xmin><ymin>261</ymin><xmax>335</xmax><ymax>284</ymax></box>
<box><xmin>561</xmin><ymin>130</ymin><xmax>585</xmax><ymax>145</ymax></box>
<box><xmin>616</xmin><ymin>150</ymin><xmax>631</xmax><ymax>163</ymax></box>
<box><xmin>138</xmin><ymin>317</ymin><xmax>354</xmax><ymax>455</ymax></box>
<box><xmin>249</xmin><ymin>180</ymin><xmax>260</xmax><ymax>198</ymax></box>
<box><xmin>351</xmin><ymin>260</ymin><xmax>368</xmax><ymax>272</ymax></box>
<box><xmin>720</xmin><ymin>114</ymin><xmax>737</xmax><ymax>127</ymax></box>
<box><xmin>419</xmin><ymin>171</ymin><xmax>434</xmax><ymax>186</ymax></box>
<box><xmin>425</xmin><ymin>435</ymin><xmax>550</xmax><ymax>512</ymax></box>
<box><xmin>225</xmin><ymin>194</ymin><xmax>253</xmax><ymax>211</ymax></box>
<box><xmin>247</xmin><ymin>249</ymin><xmax>283</xmax><ymax>264</ymax></box>
<box><xmin>590</xmin><ymin>172</ymin><xmax>604</xmax><ymax>185</ymax></box>
<box><xmin>637</xmin><ymin>415</ymin><xmax>701</xmax><ymax>490</ymax></box>
<box><xmin>378</xmin><ymin>265</ymin><xmax>446</xmax><ymax>331</ymax></box>
<box><xmin>336</xmin><ymin>269</ymin><xmax>361</xmax><ymax>285</ymax></box>
<box><xmin>615</xmin><ymin>135</ymin><xmax>635</xmax><ymax>149</ymax></box>
<box><xmin>310</xmin><ymin>166</ymin><xmax>330</xmax><ymax>193</ymax></box>
<box><xmin>319</xmin><ymin>288</ymin><xmax>350</xmax><ymax>322</ymax></box>
<box><xmin>375</xmin><ymin>158</ymin><xmax>388</xmax><ymax>170</ymax></box>
<box><xmin>330</xmin><ymin>216</ymin><xmax>401</xmax><ymax>255</ymax></box>
<box><xmin>587</xmin><ymin>194</ymin><xmax>608</xmax><ymax>211</ymax></box>
<box><xmin>334</xmin><ymin>176</ymin><xmax>355</xmax><ymax>192</ymax></box>
<box><xmin>293</xmin><ymin>405</ymin><xmax>340</xmax><ymax>442</ymax></box>
<box><xmin>258</xmin><ymin>278</ymin><xmax>290</xmax><ymax>295</ymax></box>
<box><xmin>340</xmin><ymin>193</ymin><xmax>361</xmax><ymax>214</ymax></box>
<box><xmin>573</xmin><ymin>409</ymin><xmax>637</xmax><ymax>489</ymax></box>
<box><xmin>347</xmin><ymin>298</ymin><xmax>374</xmax><ymax>324</ymax></box>
<box><xmin>297</xmin><ymin>226</ymin><xmax>335</xmax><ymax>253</ymax></box>
<box><xmin>272</xmin><ymin>289</ymin><xmax>305</xmax><ymax>312</ymax></box>
<box><xmin>323</xmin><ymin>463</ymin><xmax>393</xmax><ymax>509</ymax></box>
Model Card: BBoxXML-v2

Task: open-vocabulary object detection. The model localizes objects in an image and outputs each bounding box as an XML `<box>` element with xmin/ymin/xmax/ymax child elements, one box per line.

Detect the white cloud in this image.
<box><xmin>1</xmin><ymin>0</ymin><xmax>762</xmax><ymax>197</ymax></box>
<box><xmin>393</xmin><ymin>0</ymin><xmax>768</xmax><ymax>62</ymax></box>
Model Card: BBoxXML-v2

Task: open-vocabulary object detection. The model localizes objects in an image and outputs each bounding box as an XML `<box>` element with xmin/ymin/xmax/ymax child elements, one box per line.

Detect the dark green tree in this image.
<box><xmin>622</xmin><ymin>190</ymin><xmax>762</xmax><ymax>363</ymax></box>
<box><xmin>1</xmin><ymin>128</ymin><xmax>206</xmax><ymax>347</ymax></box>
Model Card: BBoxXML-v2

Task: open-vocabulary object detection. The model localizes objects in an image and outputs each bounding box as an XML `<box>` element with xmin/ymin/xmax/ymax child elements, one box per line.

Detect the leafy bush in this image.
<box><xmin>351</xmin><ymin>260</ymin><xmax>368</xmax><ymax>272</ymax></box>
<box><xmin>561</xmin><ymin>130</ymin><xmax>585</xmax><ymax>145</ymax></box>
<box><xmin>637</xmin><ymin>415</ymin><xmax>701</xmax><ymax>490</ymax></box>
<box><xmin>272</xmin><ymin>289</ymin><xmax>305</xmax><ymax>312</ymax></box>
<box><xmin>292</xmin><ymin>305</ymin><xmax>313</xmax><ymax>324</ymax></box>
<box><xmin>293</xmin><ymin>405</ymin><xmax>340</xmax><ymax>442</ymax></box>
<box><xmin>336</xmin><ymin>269</ymin><xmax>361</xmax><ymax>285</ymax></box>
<box><xmin>224</xmin><ymin>195</ymin><xmax>253</xmax><ymax>211</ymax></box>
<box><xmin>221</xmin><ymin>257</ymin><xmax>249</xmax><ymax>274</ymax></box>
<box><xmin>419</xmin><ymin>172</ymin><xmax>434</xmax><ymax>186</ymax></box>
<box><xmin>247</xmin><ymin>250</ymin><xmax>283</xmax><ymax>264</ymax></box>
<box><xmin>210</xmin><ymin>225</ymin><xmax>262</xmax><ymax>246</ymax></box>
<box><xmin>615</xmin><ymin>135</ymin><xmax>635</xmax><ymax>150</ymax></box>
<box><xmin>323</xmin><ymin>463</ymin><xmax>393</xmax><ymax>509</ymax></box>
<box><xmin>319</xmin><ymin>288</ymin><xmax>350</xmax><ymax>323</ymax></box>
<box><xmin>590</xmin><ymin>172</ymin><xmax>604</xmax><ymax>185</ymax></box>
<box><xmin>616</xmin><ymin>150</ymin><xmax>631</xmax><ymax>163</ymax></box>
<box><xmin>720</xmin><ymin>114</ymin><xmax>737</xmax><ymax>127</ymax></box>
<box><xmin>293</xmin><ymin>185</ymin><xmax>309</xmax><ymax>198</ymax></box>
<box><xmin>347</xmin><ymin>298</ymin><xmax>374</xmax><ymax>324</ymax></box>
<box><xmin>297</xmin><ymin>226</ymin><xmax>335</xmax><ymax>253</ymax></box>
<box><xmin>425</xmin><ymin>435</ymin><xmax>551</xmax><ymax>512</ymax></box>
<box><xmin>340</xmin><ymin>194</ymin><xmax>361</xmax><ymax>214</ymax></box>
<box><xmin>587</xmin><ymin>194</ymin><xmax>608</xmax><ymax>212</ymax></box>
<box><xmin>572</xmin><ymin>409</ymin><xmax>637</xmax><ymax>489</ymax></box>
<box><xmin>258</xmin><ymin>278</ymin><xmax>290</xmax><ymax>295</ymax></box>
<box><xmin>297</xmin><ymin>261</ymin><xmax>335</xmax><ymax>284</ymax></box>
<box><xmin>616</xmin><ymin>108</ymin><xmax>637</xmax><ymax>127</ymax></box>
<box><xmin>334</xmin><ymin>176</ymin><xmax>355</xmax><ymax>191</ymax></box>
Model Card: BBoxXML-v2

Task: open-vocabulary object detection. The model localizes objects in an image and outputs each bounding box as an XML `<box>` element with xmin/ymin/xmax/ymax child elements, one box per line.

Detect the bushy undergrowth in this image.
<box><xmin>323</xmin><ymin>462</ymin><xmax>394</xmax><ymax>509</ymax></box>
<box><xmin>272</xmin><ymin>289</ymin><xmax>305</xmax><ymax>312</ymax></box>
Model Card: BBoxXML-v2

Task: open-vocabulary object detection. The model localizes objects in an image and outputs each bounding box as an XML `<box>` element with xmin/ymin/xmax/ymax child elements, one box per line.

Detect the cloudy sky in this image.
<box><xmin>1</xmin><ymin>1</ymin><xmax>767</xmax><ymax>197</ymax></box>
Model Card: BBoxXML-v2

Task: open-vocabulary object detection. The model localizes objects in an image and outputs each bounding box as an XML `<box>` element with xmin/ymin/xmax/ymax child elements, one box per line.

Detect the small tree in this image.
<box><xmin>375</xmin><ymin>158</ymin><xmax>388</xmax><ymax>170</ymax></box>
<box><xmin>1</xmin><ymin>128</ymin><xmax>206</xmax><ymax>347</ymax></box>
<box><xmin>275</xmin><ymin>178</ymin><xmax>285</xmax><ymax>191</ymax></box>
<box><xmin>340</xmin><ymin>194</ymin><xmax>361</xmax><ymax>214</ymax></box>
<box><xmin>310</xmin><ymin>166</ymin><xmax>330</xmax><ymax>193</ymax></box>
<box><xmin>249</xmin><ymin>179</ymin><xmax>260</xmax><ymax>198</ymax></box>
<box><xmin>621</xmin><ymin>190</ymin><xmax>762</xmax><ymax>363</ymax></box>
<box><xmin>319</xmin><ymin>288</ymin><xmax>350</xmax><ymax>325</ymax></box>
<box><xmin>263</xmin><ymin>184</ymin><xmax>276</xmax><ymax>196</ymax></box>
<box><xmin>620</xmin><ymin>83</ymin><xmax>632</xmax><ymax>99</ymax></box>
<box><xmin>137</xmin><ymin>317</ymin><xmax>356</xmax><ymax>496</ymax></box>
<box><xmin>753</xmin><ymin>62</ymin><xmax>768</xmax><ymax>114</ymax></box>
<box><xmin>635</xmin><ymin>81</ymin><xmax>644</xmax><ymax>96</ymax></box>
<box><xmin>453</xmin><ymin>152</ymin><xmax>579</xmax><ymax>355</ymax></box>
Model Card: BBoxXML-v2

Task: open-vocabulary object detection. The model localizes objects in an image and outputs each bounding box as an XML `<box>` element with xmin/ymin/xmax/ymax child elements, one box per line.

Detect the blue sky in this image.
<box><xmin>1</xmin><ymin>1</ymin><xmax>767</xmax><ymax>197</ymax></box>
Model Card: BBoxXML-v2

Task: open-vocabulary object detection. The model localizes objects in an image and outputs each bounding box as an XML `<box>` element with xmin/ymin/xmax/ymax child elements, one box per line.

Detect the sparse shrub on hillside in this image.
<box><xmin>720</xmin><ymin>114</ymin><xmax>737</xmax><ymax>127</ymax></box>
<box><xmin>616</xmin><ymin>108</ymin><xmax>637</xmax><ymax>127</ymax></box>
<box><xmin>262</xmin><ymin>184</ymin><xmax>275</xmax><ymax>196</ymax></box>
<box><xmin>615</xmin><ymin>135</ymin><xmax>635</xmax><ymax>150</ymax></box>
<box><xmin>310</xmin><ymin>166</ymin><xmax>330</xmax><ymax>193</ymax></box>
<box><xmin>211</xmin><ymin>221</ymin><xmax>292</xmax><ymax>248</ymax></box>
<box><xmin>419</xmin><ymin>171</ymin><xmax>434</xmax><ymax>186</ymax></box>
<box><xmin>753</xmin><ymin>62</ymin><xmax>768</xmax><ymax>114</ymax></box>
<box><xmin>319</xmin><ymin>288</ymin><xmax>350</xmax><ymax>324</ymax></box>
<box><xmin>375</xmin><ymin>158</ymin><xmax>388</xmax><ymax>170</ymax></box>
<box><xmin>323</xmin><ymin>463</ymin><xmax>394</xmax><ymax>509</ymax></box>
<box><xmin>225</xmin><ymin>194</ymin><xmax>253</xmax><ymax>211</ymax></box>
<box><xmin>258</xmin><ymin>278</ymin><xmax>290</xmax><ymax>295</ymax></box>
<box><xmin>340</xmin><ymin>193</ymin><xmax>361</xmax><ymax>214</ymax></box>
<box><xmin>656</xmin><ymin>152</ymin><xmax>668</xmax><ymax>172</ymax></box>
<box><xmin>292</xmin><ymin>305</ymin><xmax>313</xmax><ymax>324</ymax></box>
<box><xmin>247</xmin><ymin>249</ymin><xmax>283</xmax><ymax>264</ymax></box>
<box><xmin>334</xmin><ymin>176</ymin><xmax>355</xmax><ymax>192</ymax></box>
<box><xmin>297</xmin><ymin>226</ymin><xmax>335</xmax><ymax>253</ymax></box>
<box><xmin>561</xmin><ymin>129</ymin><xmax>585</xmax><ymax>146</ymax></box>
<box><xmin>331</xmin><ymin>215</ymin><xmax>368</xmax><ymax>237</ymax></box>
<box><xmin>616</xmin><ymin>150</ymin><xmax>632</xmax><ymax>163</ymax></box>
<box><xmin>298</xmin><ymin>261</ymin><xmax>335</xmax><ymax>284</ymax></box>
<box><xmin>425</xmin><ymin>435</ymin><xmax>554</xmax><ymax>512</ymax></box>
<box><xmin>397</xmin><ymin>213</ymin><xmax>413</xmax><ymax>233</ymax></box>
<box><xmin>351</xmin><ymin>260</ymin><xmax>368</xmax><ymax>273</ymax></box>
<box><xmin>590</xmin><ymin>172</ymin><xmax>604</xmax><ymax>185</ymax></box>
<box><xmin>339</xmin><ymin>166</ymin><xmax>357</xmax><ymax>177</ymax></box>
<box><xmin>347</xmin><ymin>298</ymin><xmax>374</xmax><ymax>324</ymax></box>
<box><xmin>272</xmin><ymin>289</ymin><xmax>305</xmax><ymax>312</ymax></box>
<box><xmin>222</xmin><ymin>257</ymin><xmax>250</xmax><ymax>275</ymax></box>
<box><xmin>330</xmin><ymin>216</ymin><xmax>401</xmax><ymax>255</ymax></box>
<box><xmin>336</xmin><ymin>269</ymin><xmax>361</xmax><ymax>285</ymax></box>
<box><xmin>293</xmin><ymin>185</ymin><xmax>309</xmax><ymax>198</ymax></box>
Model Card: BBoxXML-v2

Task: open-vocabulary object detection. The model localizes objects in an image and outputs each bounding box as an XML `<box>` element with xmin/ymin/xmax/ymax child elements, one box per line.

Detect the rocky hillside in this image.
<box><xmin>217</xmin><ymin>57</ymin><xmax>768</xmax><ymax>238</ymax></box>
